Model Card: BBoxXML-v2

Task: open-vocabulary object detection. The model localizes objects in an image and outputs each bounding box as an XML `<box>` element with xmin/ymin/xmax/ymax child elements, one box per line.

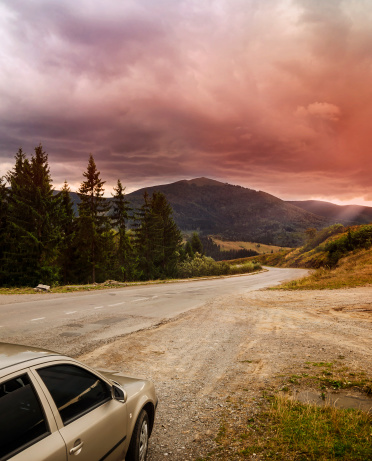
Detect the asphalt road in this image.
<box><xmin>0</xmin><ymin>267</ymin><xmax>308</xmax><ymax>354</ymax></box>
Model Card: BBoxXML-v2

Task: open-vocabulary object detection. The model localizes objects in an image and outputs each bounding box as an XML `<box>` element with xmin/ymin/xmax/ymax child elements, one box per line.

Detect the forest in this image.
<box><xmin>0</xmin><ymin>146</ymin><xmax>186</xmax><ymax>286</ymax></box>
<box><xmin>0</xmin><ymin>146</ymin><xmax>260</xmax><ymax>287</ymax></box>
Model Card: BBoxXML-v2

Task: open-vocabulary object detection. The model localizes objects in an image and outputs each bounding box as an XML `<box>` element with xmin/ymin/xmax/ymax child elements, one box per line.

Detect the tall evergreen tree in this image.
<box><xmin>190</xmin><ymin>232</ymin><xmax>203</xmax><ymax>255</ymax></box>
<box><xmin>111</xmin><ymin>179</ymin><xmax>134</xmax><ymax>281</ymax></box>
<box><xmin>4</xmin><ymin>146</ymin><xmax>59</xmax><ymax>285</ymax></box>
<box><xmin>56</xmin><ymin>181</ymin><xmax>77</xmax><ymax>284</ymax></box>
<box><xmin>134</xmin><ymin>191</ymin><xmax>182</xmax><ymax>279</ymax></box>
<box><xmin>133</xmin><ymin>191</ymin><xmax>154</xmax><ymax>280</ymax></box>
<box><xmin>77</xmin><ymin>155</ymin><xmax>111</xmax><ymax>283</ymax></box>
<box><xmin>151</xmin><ymin>192</ymin><xmax>182</xmax><ymax>277</ymax></box>
<box><xmin>0</xmin><ymin>176</ymin><xmax>9</xmax><ymax>284</ymax></box>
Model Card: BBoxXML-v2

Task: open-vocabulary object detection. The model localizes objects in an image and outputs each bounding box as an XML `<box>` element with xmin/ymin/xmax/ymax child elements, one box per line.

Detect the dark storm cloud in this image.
<box><xmin>0</xmin><ymin>0</ymin><xmax>372</xmax><ymax>204</ymax></box>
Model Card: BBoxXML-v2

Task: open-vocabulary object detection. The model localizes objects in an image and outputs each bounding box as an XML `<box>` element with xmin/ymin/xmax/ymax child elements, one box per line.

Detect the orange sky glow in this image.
<box><xmin>0</xmin><ymin>0</ymin><xmax>371</xmax><ymax>206</ymax></box>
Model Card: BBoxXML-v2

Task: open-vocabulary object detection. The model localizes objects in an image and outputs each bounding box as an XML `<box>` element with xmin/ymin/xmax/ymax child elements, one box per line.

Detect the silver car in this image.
<box><xmin>0</xmin><ymin>342</ymin><xmax>157</xmax><ymax>461</ymax></box>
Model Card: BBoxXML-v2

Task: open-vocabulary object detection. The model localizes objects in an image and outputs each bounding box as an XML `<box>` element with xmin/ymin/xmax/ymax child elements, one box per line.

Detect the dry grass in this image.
<box><xmin>199</xmin><ymin>393</ymin><xmax>372</xmax><ymax>461</ymax></box>
<box><xmin>211</xmin><ymin>238</ymin><xmax>289</xmax><ymax>255</ymax></box>
<box><xmin>279</xmin><ymin>249</ymin><xmax>372</xmax><ymax>290</ymax></box>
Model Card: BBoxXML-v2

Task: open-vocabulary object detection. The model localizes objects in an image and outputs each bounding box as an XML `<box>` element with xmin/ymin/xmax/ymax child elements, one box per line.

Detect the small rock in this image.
<box><xmin>34</xmin><ymin>284</ymin><xmax>50</xmax><ymax>292</ymax></box>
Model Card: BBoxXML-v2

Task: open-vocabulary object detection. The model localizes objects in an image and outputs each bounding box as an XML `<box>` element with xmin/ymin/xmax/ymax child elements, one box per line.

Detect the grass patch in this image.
<box><xmin>202</xmin><ymin>394</ymin><xmax>372</xmax><ymax>460</ymax></box>
<box><xmin>281</xmin><ymin>361</ymin><xmax>372</xmax><ymax>393</ymax></box>
<box><xmin>275</xmin><ymin>247</ymin><xmax>372</xmax><ymax>290</ymax></box>
<box><xmin>264</xmin><ymin>395</ymin><xmax>371</xmax><ymax>460</ymax></box>
<box><xmin>211</xmin><ymin>238</ymin><xmax>290</xmax><ymax>255</ymax></box>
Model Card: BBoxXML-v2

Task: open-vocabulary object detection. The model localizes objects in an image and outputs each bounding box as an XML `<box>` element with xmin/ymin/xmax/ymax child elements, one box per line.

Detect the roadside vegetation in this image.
<box><xmin>177</xmin><ymin>254</ymin><xmax>261</xmax><ymax>278</ymax></box>
<box><xmin>203</xmin><ymin>394</ymin><xmax>372</xmax><ymax>461</ymax></box>
<box><xmin>231</xmin><ymin>224</ymin><xmax>372</xmax><ymax>289</ymax></box>
<box><xmin>200</xmin><ymin>360</ymin><xmax>372</xmax><ymax>460</ymax></box>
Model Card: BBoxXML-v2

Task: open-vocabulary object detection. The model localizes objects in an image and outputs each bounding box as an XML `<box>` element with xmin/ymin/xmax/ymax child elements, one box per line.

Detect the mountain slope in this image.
<box><xmin>254</xmin><ymin>224</ymin><xmax>372</xmax><ymax>289</ymax></box>
<box><xmin>126</xmin><ymin>178</ymin><xmax>326</xmax><ymax>246</ymax></box>
<box><xmin>288</xmin><ymin>200</ymin><xmax>372</xmax><ymax>225</ymax></box>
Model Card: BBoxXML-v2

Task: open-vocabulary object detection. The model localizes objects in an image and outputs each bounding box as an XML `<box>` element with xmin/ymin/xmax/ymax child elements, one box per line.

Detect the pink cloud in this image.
<box><xmin>0</xmin><ymin>0</ymin><xmax>372</xmax><ymax>206</ymax></box>
<box><xmin>295</xmin><ymin>102</ymin><xmax>341</xmax><ymax>121</ymax></box>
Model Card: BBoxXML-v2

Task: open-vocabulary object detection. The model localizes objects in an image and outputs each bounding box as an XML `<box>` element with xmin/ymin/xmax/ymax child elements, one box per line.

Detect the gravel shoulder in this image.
<box><xmin>78</xmin><ymin>287</ymin><xmax>372</xmax><ymax>460</ymax></box>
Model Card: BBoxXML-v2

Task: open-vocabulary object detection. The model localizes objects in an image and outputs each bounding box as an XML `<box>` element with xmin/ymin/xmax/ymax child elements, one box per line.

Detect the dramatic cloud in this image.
<box><xmin>0</xmin><ymin>0</ymin><xmax>371</xmax><ymax>204</ymax></box>
<box><xmin>295</xmin><ymin>102</ymin><xmax>341</xmax><ymax>121</ymax></box>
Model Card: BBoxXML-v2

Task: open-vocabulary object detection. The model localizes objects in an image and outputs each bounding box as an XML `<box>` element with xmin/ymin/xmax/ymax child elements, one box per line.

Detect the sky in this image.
<box><xmin>0</xmin><ymin>0</ymin><xmax>371</xmax><ymax>205</ymax></box>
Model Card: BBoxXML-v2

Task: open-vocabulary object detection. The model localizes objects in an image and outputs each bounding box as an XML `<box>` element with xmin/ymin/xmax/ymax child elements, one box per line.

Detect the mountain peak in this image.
<box><xmin>181</xmin><ymin>177</ymin><xmax>225</xmax><ymax>187</ymax></box>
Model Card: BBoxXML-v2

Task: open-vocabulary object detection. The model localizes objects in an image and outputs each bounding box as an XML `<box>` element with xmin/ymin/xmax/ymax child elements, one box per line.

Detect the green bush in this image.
<box><xmin>229</xmin><ymin>261</ymin><xmax>261</xmax><ymax>275</ymax></box>
<box><xmin>303</xmin><ymin>224</ymin><xmax>344</xmax><ymax>252</ymax></box>
<box><xmin>325</xmin><ymin>225</ymin><xmax>372</xmax><ymax>266</ymax></box>
<box><xmin>177</xmin><ymin>253</ymin><xmax>261</xmax><ymax>278</ymax></box>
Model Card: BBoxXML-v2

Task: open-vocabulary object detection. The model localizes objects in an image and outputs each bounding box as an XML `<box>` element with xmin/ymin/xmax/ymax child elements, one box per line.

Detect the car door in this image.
<box><xmin>0</xmin><ymin>370</ymin><xmax>66</xmax><ymax>461</ymax></box>
<box><xmin>32</xmin><ymin>362</ymin><xmax>128</xmax><ymax>461</ymax></box>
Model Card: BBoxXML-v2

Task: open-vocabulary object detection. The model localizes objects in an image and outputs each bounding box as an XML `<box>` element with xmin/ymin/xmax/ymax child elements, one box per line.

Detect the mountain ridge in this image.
<box><xmin>65</xmin><ymin>178</ymin><xmax>372</xmax><ymax>247</ymax></box>
<box><xmin>126</xmin><ymin>179</ymin><xmax>326</xmax><ymax>246</ymax></box>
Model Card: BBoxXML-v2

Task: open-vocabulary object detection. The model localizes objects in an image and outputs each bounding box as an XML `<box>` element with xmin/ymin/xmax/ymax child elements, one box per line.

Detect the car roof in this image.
<box><xmin>0</xmin><ymin>342</ymin><xmax>62</xmax><ymax>371</ymax></box>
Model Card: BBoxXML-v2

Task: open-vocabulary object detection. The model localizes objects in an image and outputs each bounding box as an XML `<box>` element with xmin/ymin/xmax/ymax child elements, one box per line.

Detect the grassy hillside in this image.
<box><xmin>243</xmin><ymin>224</ymin><xmax>372</xmax><ymax>289</ymax></box>
<box><xmin>211</xmin><ymin>238</ymin><xmax>290</xmax><ymax>255</ymax></box>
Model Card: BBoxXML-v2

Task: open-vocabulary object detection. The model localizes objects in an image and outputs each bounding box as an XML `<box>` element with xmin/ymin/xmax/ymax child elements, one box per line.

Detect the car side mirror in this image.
<box><xmin>112</xmin><ymin>384</ymin><xmax>127</xmax><ymax>403</ymax></box>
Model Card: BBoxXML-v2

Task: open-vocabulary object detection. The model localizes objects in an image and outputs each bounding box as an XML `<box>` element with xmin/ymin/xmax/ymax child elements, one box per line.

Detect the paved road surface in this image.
<box><xmin>0</xmin><ymin>267</ymin><xmax>308</xmax><ymax>354</ymax></box>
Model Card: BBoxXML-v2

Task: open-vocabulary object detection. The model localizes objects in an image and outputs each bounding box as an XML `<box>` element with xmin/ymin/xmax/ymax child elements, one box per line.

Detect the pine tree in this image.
<box><xmin>133</xmin><ymin>191</ymin><xmax>182</xmax><ymax>279</ymax></box>
<box><xmin>30</xmin><ymin>145</ymin><xmax>61</xmax><ymax>280</ymax></box>
<box><xmin>4</xmin><ymin>146</ymin><xmax>59</xmax><ymax>285</ymax></box>
<box><xmin>0</xmin><ymin>175</ymin><xmax>9</xmax><ymax>284</ymax></box>
<box><xmin>77</xmin><ymin>155</ymin><xmax>111</xmax><ymax>283</ymax></box>
<box><xmin>133</xmin><ymin>191</ymin><xmax>155</xmax><ymax>280</ymax></box>
<box><xmin>184</xmin><ymin>240</ymin><xmax>194</xmax><ymax>258</ymax></box>
<box><xmin>111</xmin><ymin>179</ymin><xmax>134</xmax><ymax>281</ymax></box>
<box><xmin>151</xmin><ymin>192</ymin><xmax>182</xmax><ymax>277</ymax></box>
<box><xmin>190</xmin><ymin>232</ymin><xmax>203</xmax><ymax>255</ymax></box>
<box><xmin>4</xmin><ymin>148</ymin><xmax>32</xmax><ymax>284</ymax></box>
<box><xmin>56</xmin><ymin>181</ymin><xmax>77</xmax><ymax>284</ymax></box>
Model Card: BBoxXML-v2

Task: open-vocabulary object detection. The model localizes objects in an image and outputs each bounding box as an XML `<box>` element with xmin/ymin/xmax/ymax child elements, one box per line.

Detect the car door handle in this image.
<box><xmin>70</xmin><ymin>439</ymin><xmax>84</xmax><ymax>455</ymax></box>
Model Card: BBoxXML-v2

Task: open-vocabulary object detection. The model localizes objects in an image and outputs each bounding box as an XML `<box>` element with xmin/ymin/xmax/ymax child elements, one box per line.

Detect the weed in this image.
<box><xmin>209</xmin><ymin>395</ymin><xmax>372</xmax><ymax>460</ymax></box>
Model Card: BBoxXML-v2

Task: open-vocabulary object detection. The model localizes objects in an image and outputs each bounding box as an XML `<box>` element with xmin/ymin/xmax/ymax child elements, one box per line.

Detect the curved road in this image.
<box><xmin>0</xmin><ymin>267</ymin><xmax>308</xmax><ymax>354</ymax></box>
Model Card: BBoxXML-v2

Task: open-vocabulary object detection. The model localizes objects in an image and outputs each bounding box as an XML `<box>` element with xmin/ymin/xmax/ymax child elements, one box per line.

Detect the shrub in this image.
<box><xmin>303</xmin><ymin>224</ymin><xmax>344</xmax><ymax>252</ymax></box>
<box><xmin>177</xmin><ymin>253</ymin><xmax>261</xmax><ymax>278</ymax></box>
<box><xmin>325</xmin><ymin>225</ymin><xmax>372</xmax><ymax>266</ymax></box>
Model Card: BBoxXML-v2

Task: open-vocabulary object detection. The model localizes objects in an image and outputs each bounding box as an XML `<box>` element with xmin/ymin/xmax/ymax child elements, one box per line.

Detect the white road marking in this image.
<box><xmin>66</xmin><ymin>311</ymin><xmax>77</xmax><ymax>315</ymax></box>
<box><xmin>31</xmin><ymin>317</ymin><xmax>45</xmax><ymax>321</ymax></box>
<box><xmin>132</xmin><ymin>298</ymin><xmax>148</xmax><ymax>302</ymax></box>
<box><xmin>108</xmin><ymin>301</ymin><xmax>127</xmax><ymax>307</ymax></box>
<box><xmin>94</xmin><ymin>306</ymin><xmax>104</xmax><ymax>309</ymax></box>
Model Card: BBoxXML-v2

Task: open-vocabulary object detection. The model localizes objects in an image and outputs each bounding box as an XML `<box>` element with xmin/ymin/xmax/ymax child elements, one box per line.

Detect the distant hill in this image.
<box><xmin>287</xmin><ymin>200</ymin><xmax>372</xmax><ymax>226</ymax></box>
<box><xmin>126</xmin><ymin>178</ymin><xmax>326</xmax><ymax>246</ymax></box>
<box><xmin>65</xmin><ymin>178</ymin><xmax>371</xmax><ymax>247</ymax></box>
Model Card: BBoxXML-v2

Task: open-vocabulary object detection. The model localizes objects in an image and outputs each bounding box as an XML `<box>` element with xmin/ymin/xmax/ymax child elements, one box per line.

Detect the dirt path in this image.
<box><xmin>79</xmin><ymin>287</ymin><xmax>372</xmax><ymax>460</ymax></box>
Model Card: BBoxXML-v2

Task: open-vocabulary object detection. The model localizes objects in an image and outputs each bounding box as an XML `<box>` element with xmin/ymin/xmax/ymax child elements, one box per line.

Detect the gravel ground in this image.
<box><xmin>77</xmin><ymin>287</ymin><xmax>372</xmax><ymax>460</ymax></box>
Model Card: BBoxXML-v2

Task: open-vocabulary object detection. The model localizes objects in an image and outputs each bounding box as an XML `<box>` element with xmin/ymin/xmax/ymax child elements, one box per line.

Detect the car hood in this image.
<box><xmin>98</xmin><ymin>369</ymin><xmax>150</xmax><ymax>399</ymax></box>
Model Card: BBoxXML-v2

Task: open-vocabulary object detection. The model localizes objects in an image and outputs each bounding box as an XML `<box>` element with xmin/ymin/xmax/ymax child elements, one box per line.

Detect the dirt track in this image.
<box><xmin>79</xmin><ymin>287</ymin><xmax>372</xmax><ymax>460</ymax></box>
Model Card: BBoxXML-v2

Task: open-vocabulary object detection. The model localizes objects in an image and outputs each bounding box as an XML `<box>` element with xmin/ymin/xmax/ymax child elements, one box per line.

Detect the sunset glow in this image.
<box><xmin>0</xmin><ymin>0</ymin><xmax>371</xmax><ymax>205</ymax></box>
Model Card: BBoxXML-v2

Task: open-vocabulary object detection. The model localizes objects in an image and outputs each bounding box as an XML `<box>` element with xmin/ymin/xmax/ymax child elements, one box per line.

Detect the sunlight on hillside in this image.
<box><xmin>211</xmin><ymin>238</ymin><xmax>290</xmax><ymax>255</ymax></box>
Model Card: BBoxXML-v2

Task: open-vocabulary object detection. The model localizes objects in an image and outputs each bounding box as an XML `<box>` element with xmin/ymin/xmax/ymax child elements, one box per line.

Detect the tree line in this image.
<box><xmin>200</xmin><ymin>236</ymin><xmax>259</xmax><ymax>261</ymax></box>
<box><xmin>0</xmin><ymin>146</ymin><xmax>185</xmax><ymax>286</ymax></box>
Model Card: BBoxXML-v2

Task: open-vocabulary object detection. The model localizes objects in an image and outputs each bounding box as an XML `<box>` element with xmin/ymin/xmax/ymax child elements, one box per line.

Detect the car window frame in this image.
<box><xmin>31</xmin><ymin>360</ymin><xmax>114</xmax><ymax>428</ymax></box>
<box><xmin>0</xmin><ymin>369</ymin><xmax>55</xmax><ymax>461</ymax></box>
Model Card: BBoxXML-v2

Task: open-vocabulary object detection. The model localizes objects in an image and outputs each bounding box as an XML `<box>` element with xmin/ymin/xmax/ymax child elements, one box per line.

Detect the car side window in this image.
<box><xmin>37</xmin><ymin>364</ymin><xmax>111</xmax><ymax>425</ymax></box>
<box><xmin>0</xmin><ymin>373</ymin><xmax>49</xmax><ymax>460</ymax></box>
